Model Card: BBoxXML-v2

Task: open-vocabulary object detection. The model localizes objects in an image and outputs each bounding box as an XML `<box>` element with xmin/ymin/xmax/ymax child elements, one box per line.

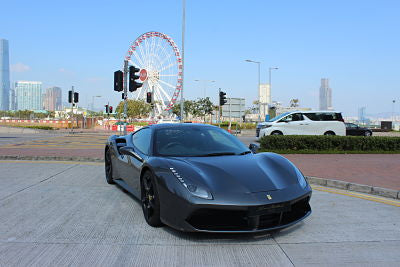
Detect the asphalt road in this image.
<box><xmin>0</xmin><ymin>160</ymin><xmax>399</xmax><ymax>266</ymax></box>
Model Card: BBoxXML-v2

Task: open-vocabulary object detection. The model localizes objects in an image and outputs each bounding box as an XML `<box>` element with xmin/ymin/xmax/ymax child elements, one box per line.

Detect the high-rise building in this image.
<box><xmin>0</xmin><ymin>39</ymin><xmax>10</xmax><ymax>110</ymax></box>
<box><xmin>15</xmin><ymin>81</ymin><xmax>43</xmax><ymax>110</ymax></box>
<box><xmin>259</xmin><ymin>84</ymin><xmax>271</xmax><ymax>119</ymax></box>
<box><xmin>43</xmin><ymin>87</ymin><xmax>62</xmax><ymax>111</ymax></box>
<box><xmin>319</xmin><ymin>78</ymin><xmax>332</xmax><ymax>110</ymax></box>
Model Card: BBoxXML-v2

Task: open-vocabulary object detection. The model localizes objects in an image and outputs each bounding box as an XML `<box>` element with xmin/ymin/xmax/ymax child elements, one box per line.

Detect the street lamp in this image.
<box><xmin>268</xmin><ymin>67</ymin><xmax>279</xmax><ymax>105</ymax></box>
<box><xmin>245</xmin><ymin>59</ymin><xmax>261</xmax><ymax>120</ymax></box>
<box><xmin>194</xmin><ymin>79</ymin><xmax>216</xmax><ymax>98</ymax></box>
<box><xmin>91</xmin><ymin>95</ymin><xmax>102</xmax><ymax>111</ymax></box>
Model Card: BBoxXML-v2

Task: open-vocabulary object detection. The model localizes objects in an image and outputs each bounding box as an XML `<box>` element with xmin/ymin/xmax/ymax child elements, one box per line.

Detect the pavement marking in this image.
<box><xmin>312</xmin><ymin>185</ymin><xmax>400</xmax><ymax>207</ymax></box>
<box><xmin>0</xmin><ymin>160</ymin><xmax>103</xmax><ymax>166</ymax></box>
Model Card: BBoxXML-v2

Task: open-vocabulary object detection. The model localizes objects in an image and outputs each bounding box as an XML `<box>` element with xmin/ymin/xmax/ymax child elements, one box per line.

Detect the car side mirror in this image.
<box><xmin>249</xmin><ymin>143</ymin><xmax>260</xmax><ymax>154</ymax></box>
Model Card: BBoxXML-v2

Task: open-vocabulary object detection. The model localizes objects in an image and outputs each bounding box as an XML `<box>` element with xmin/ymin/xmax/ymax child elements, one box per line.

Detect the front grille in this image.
<box><xmin>256</xmin><ymin>128</ymin><xmax>260</xmax><ymax>137</ymax></box>
<box><xmin>187</xmin><ymin>196</ymin><xmax>311</xmax><ymax>231</ymax></box>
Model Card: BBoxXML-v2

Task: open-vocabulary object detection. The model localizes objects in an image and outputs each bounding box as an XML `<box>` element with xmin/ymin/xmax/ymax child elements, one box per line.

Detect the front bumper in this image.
<box><xmin>158</xmin><ymin>179</ymin><xmax>312</xmax><ymax>233</ymax></box>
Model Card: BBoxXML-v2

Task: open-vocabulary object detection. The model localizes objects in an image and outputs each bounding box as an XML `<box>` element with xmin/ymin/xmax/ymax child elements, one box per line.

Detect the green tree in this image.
<box><xmin>196</xmin><ymin>97</ymin><xmax>214</xmax><ymax>122</ymax></box>
<box><xmin>116</xmin><ymin>100</ymin><xmax>152</xmax><ymax>118</ymax></box>
<box><xmin>172</xmin><ymin>100</ymin><xmax>196</xmax><ymax>118</ymax></box>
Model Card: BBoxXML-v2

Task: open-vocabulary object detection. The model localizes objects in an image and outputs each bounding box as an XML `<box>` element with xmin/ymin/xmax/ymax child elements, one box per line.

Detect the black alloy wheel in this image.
<box><xmin>271</xmin><ymin>131</ymin><xmax>283</xmax><ymax>135</ymax></box>
<box><xmin>141</xmin><ymin>171</ymin><xmax>163</xmax><ymax>227</ymax></box>
<box><xmin>324</xmin><ymin>131</ymin><xmax>335</xmax><ymax>136</ymax></box>
<box><xmin>105</xmin><ymin>149</ymin><xmax>115</xmax><ymax>184</ymax></box>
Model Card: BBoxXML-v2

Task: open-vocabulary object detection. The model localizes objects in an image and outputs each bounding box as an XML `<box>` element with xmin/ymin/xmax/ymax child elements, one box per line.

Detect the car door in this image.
<box><xmin>346</xmin><ymin>123</ymin><xmax>358</xmax><ymax>136</ymax></box>
<box><xmin>279</xmin><ymin>113</ymin><xmax>307</xmax><ymax>135</ymax></box>
<box><xmin>124</xmin><ymin>128</ymin><xmax>152</xmax><ymax>193</ymax></box>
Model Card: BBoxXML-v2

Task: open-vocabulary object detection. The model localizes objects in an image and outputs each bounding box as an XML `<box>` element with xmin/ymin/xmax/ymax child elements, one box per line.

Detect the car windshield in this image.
<box><xmin>268</xmin><ymin>112</ymin><xmax>291</xmax><ymax>122</ymax></box>
<box><xmin>154</xmin><ymin>126</ymin><xmax>249</xmax><ymax>157</ymax></box>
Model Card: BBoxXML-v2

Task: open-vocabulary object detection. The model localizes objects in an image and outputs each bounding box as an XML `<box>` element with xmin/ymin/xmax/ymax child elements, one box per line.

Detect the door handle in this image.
<box><xmin>300</xmin><ymin>123</ymin><xmax>309</xmax><ymax>125</ymax></box>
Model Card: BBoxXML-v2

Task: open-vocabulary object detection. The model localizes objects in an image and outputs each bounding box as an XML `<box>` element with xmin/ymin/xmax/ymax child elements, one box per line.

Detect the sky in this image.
<box><xmin>1</xmin><ymin>0</ymin><xmax>400</xmax><ymax>116</ymax></box>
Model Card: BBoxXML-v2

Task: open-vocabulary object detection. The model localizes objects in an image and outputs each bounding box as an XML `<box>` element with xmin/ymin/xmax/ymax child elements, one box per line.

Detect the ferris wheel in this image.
<box><xmin>125</xmin><ymin>31</ymin><xmax>183</xmax><ymax>116</ymax></box>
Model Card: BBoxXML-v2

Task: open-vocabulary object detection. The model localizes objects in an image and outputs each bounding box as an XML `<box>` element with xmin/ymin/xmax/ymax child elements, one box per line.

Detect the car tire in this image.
<box><xmin>105</xmin><ymin>148</ymin><xmax>115</xmax><ymax>184</ymax></box>
<box><xmin>324</xmin><ymin>131</ymin><xmax>335</xmax><ymax>136</ymax></box>
<box><xmin>271</xmin><ymin>131</ymin><xmax>283</xmax><ymax>135</ymax></box>
<box><xmin>141</xmin><ymin>171</ymin><xmax>163</xmax><ymax>227</ymax></box>
<box><xmin>364</xmin><ymin>131</ymin><xmax>372</xmax><ymax>137</ymax></box>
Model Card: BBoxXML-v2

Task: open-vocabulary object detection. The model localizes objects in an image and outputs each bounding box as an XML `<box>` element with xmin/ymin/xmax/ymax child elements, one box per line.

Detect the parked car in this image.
<box><xmin>257</xmin><ymin>111</ymin><xmax>346</xmax><ymax>137</ymax></box>
<box><xmin>105</xmin><ymin>123</ymin><xmax>312</xmax><ymax>233</ymax></box>
<box><xmin>345</xmin><ymin>123</ymin><xmax>372</xmax><ymax>136</ymax></box>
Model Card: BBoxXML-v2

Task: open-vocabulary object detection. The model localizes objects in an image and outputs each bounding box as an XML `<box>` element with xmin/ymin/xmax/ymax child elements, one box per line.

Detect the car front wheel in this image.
<box><xmin>364</xmin><ymin>131</ymin><xmax>372</xmax><ymax>136</ymax></box>
<box><xmin>105</xmin><ymin>149</ymin><xmax>115</xmax><ymax>184</ymax></box>
<box><xmin>141</xmin><ymin>171</ymin><xmax>163</xmax><ymax>227</ymax></box>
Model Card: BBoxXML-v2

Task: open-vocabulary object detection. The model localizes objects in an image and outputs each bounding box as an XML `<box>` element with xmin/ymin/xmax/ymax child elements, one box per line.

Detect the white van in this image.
<box><xmin>257</xmin><ymin>111</ymin><xmax>346</xmax><ymax>137</ymax></box>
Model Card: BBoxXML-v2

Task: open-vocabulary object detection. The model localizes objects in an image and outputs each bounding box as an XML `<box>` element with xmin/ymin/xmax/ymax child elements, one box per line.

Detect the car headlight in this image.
<box><xmin>169</xmin><ymin>167</ymin><xmax>213</xmax><ymax>199</ymax></box>
<box><xmin>294</xmin><ymin>167</ymin><xmax>308</xmax><ymax>188</ymax></box>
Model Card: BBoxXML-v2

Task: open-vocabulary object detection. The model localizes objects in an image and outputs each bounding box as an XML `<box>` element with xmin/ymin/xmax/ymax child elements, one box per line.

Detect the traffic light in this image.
<box><xmin>146</xmin><ymin>92</ymin><xmax>152</xmax><ymax>103</ymax></box>
<box><xmin>219</xmin><ymin>91</ymin><xmax>227</xmax><ymax>106</ymax></box>
<box><xmin>109</xmin><ymin>106</ymin><xmax>113</xmax><ymax>113</ymax></box>
<box><xmin>73</xmin><ymin>92</ymin><xmax>79</xmax><ymax>103</ymax></box>
<box><xmin>105</xmin><ymin>104</ymin><xmax>109</xmax><ymax>113</ymax></box>
<box><xmin>114</xmin><ymin>70</ymin><xmax>123</xmax><ymax>92</ymax></box>
<box><xmin>129</xmin><ymin>66</ymin><xmax>143</xmax><ymax>92</ymax></box>
<box><xmin>68</xmin><ymin>90</ymin><xmax>73</xmax><ymax>103</ymax></box>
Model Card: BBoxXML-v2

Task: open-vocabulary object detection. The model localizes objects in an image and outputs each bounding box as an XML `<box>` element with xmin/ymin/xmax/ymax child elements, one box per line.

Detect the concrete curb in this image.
<box><xmin>306</xmin><ymin>176</ymin><xmax>400</xmax><ymax>200</ymax></box>
<box><xmin>0</xmin><ymin>155</ymin><xmax>103</xmax><ymax>163</ymax></box>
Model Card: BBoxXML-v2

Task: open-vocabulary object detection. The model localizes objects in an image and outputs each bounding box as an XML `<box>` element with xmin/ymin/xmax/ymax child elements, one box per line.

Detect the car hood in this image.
<box><xmin>165</xmin><ymin>153</ymin><xmax>299</xmax><ymax>194</ymax></box>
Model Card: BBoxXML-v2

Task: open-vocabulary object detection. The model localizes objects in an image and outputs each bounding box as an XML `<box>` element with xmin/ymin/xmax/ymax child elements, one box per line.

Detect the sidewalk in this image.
<box><xmin>284</xmin><ymin>154</ymin><xmax>400</xmax><ymax>191</ymax></box>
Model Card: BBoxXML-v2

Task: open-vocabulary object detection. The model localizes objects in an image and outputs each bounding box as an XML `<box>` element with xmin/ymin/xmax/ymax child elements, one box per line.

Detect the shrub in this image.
<box><xmin>259</xmin><ymin>135</ymin><xmax>400</xmax><ymax>152</ymax></box>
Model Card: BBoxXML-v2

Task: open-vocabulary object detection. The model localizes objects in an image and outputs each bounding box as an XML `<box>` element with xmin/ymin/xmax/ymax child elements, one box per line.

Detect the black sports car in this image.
<box><xmin>345</xmin><ymin>123</ymin><xmax>373</xmax><ymax>136</ymax></box>
<box><xmin>105</xmin><ymin>123</ymin><xmax>311</xmax><ymax>233</ymax></box>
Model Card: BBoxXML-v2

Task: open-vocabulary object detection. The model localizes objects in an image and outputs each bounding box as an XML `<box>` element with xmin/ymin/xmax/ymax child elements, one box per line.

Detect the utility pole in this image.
<box><xmin>180</xmin><ymin>0</ymin><xmax>186</xmax><ymax>122</ymax></box>
<box><xmin>123</xmin><ymin>60</ymin><xmax>128</xmax><ymax>135</ymax></box>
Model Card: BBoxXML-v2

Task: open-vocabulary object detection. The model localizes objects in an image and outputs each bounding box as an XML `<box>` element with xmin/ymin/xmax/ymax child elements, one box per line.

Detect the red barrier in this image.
<box><xmin>126</xmin><ymin>125</ymin><xmax>135</xmax><ymax>132</ymax></box>
<box><xmin>112</xmin><ymin>125</ymin><xmax>118</xmax><ymax>131</ymax></box>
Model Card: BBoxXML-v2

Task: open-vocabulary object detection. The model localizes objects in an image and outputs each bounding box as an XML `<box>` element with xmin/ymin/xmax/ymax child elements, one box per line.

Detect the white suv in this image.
<box><xmin>257</xmin><ymin>111</ymin><xmax>346</xmax><ymax>137</ymax></box>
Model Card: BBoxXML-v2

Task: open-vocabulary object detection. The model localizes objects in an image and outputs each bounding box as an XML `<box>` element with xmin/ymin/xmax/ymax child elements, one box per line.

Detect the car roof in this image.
<box><xmin>147</xmin><ymin>123</ymin><xmax>218</xmax><ymax>130</ymax></box>
<box><xmin>290</xmin><ymin>110</ymin><xmax>342</xmax><ymax>114</ymax></box>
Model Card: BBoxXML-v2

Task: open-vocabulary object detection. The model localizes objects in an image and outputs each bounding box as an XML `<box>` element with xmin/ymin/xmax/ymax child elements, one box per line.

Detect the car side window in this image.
<box><xmin>132</xmin><ymin>128</ymin><xmax>152</xmax><ymax>155</ymax></box>
<box><xmin>280</xmin><ymin>113</ymin><xmax>303</xmax><ymax>122</ymax></box>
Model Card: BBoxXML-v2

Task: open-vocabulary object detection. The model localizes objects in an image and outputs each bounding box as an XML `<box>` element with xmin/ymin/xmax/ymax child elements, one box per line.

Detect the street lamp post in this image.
<box><xmin>393</xmin><ymin>100</ymin><xmax>396</xmax><ymax>122</ymax></box>
<box><xmin>245</xmin><ymin>59</ymin><xmax>261</xmax><ymax>121</ymax></box>
<box><xmin>194</xmin><ymin>79</ymin><xmax>216</xmax><ymax>98</ymax></box>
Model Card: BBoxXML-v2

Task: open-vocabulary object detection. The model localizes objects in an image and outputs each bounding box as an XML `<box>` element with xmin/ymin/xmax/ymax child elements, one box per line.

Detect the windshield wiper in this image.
<box><xmin>197</xmin><ymin>152</ymin><xmax>237</xmax><ymax>157</ymax></box>
<box><xmin>238</xmin><ymin>150</ymin><xmax>252</xmax><ymax>155</ymax></box>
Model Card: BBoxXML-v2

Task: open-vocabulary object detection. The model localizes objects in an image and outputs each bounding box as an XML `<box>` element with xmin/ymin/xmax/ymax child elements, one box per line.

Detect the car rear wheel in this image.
<box><xmin>364</xmin><ymin>131</ymin><xmax>372</xmax><ymax>136</ymax></box>
<box><xmin>141</xmin><ymin>171</ymin><xmax>163</xmax><ymax>227</ymax></box>
<box><xmin>324</xmin><ymin>131</ymin><xmax>335</xmax><ymax>136</ymax></box>
<box><xmin>105</xmin><ymin>149</ymin><xmax>115</xmax><ymax>184</ymax></box>
<box><xmin>271</xmin><ymin>131</ymin><xmax>283</xmax><ymax>135</ymax></box>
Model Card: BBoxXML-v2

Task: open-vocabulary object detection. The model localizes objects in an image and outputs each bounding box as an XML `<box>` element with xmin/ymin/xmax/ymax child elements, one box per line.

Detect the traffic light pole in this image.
<box><xmin>218</xmin><ymin>88</ymin><xmax>221</xmax><ymax>127</ymax></box>
<box><xmin>123</xmin><ymin>60</ymin><xmax>128</xmax><ymax>135</ymax></box>
<box><xmin>70</xmin><ymin>86</ymin><xmax>74</xmax><ymax>134</ymax></box>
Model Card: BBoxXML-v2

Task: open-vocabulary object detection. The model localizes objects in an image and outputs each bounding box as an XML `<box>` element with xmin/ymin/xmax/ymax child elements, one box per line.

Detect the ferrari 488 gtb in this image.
<box><xmin>105</xmin><ymin>123</ymin><xmax>311</xmax><ymax>233</ymax></box>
